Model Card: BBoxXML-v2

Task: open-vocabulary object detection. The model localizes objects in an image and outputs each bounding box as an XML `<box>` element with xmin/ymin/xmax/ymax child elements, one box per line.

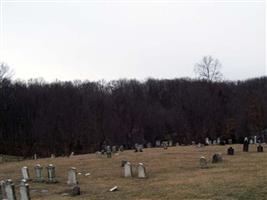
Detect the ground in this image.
<box><xmin>1</xmin><ymin>144</ymin><xmax>267</xmax><ymax>200</ymax></box>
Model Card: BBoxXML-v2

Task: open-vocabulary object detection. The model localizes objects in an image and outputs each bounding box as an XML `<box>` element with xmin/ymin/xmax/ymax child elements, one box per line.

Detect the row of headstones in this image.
<box><xmin>0</xmin><ymin>165</ymin><xmax>80</xmax><ymax>200</ymax></box>
<box><xmin>122</xmin><ymin>161</ymin><xmax>147</xmax><ymax>178</ymax></box>
<box><xmin>199</xmin><ymin>153</ymin><xmax>223</xmax><ymax>168</ymax></box>
<box><xmin>0</xmin><ymin>179</ymin><xmax>30</xmax><ymax>200</ymax></box>
<box><xmin>199</xmin><ymin>144</ymin><xmax>264</xmax><ymax>169</ymax></box>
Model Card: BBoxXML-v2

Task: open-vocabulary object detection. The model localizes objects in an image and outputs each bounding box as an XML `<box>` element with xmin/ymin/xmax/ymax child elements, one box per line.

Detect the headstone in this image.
<box><xmin>46</xmin><ymin>164</ymin><xmax>57</xmax><ymax>183</ymax></box>
<box><xmin>5</xmin><ymin>179</ymin><xmax>16</xmax><ymax>200</ymax></box>
<box><xmin>155</xmin><ymin>140</ymin><xmax>161</xmax><ymax>147</ymax></box>
<box><xmin>138</xmin><ymin>144</ymin><xmax>143</xmax><ymax>152</ymax></box>
<box><xmin>119</xmin><ymin>145</ymin><xmax>124</xmax><ymax>152</ymax></box>
<box><xmin>19</xmin><ymin>179</ymin><xmax>31</xmax><ymax>200</ymax></box>
<box><xmin>191</xmin><ymin>141</ymin><xmax>196</xmax><ymax>145</ymax></box>
<box><xmin>217</xmin><ymin>137</ymin><xmax>221</xmax><ymax>144</ymax></box>
<box><xmin>243</xmin><ymin>137</ymin><xmax>249</xmax><ymax>152</ymax></box>
<box><xmin>162</xmin><ymin>142</ymin><xmax>168</xmax><ymax>150</ymax></box>
<box><xmin>112</xmin><ymin>146</ymin><xmax>117</xmax><ymax>153</ymax></box>
<box><xmin>51</xmin><ymin>154</ymin><xmax>55</xmax><ymax>158</ymax></box>
<box><xmin>212</xmin><ymin>140</ymin><xmax>217</xmax><ymax>145</ymax></box>
<box><xmin>106</xmin><ymin>146</ymin><xmax>112</xmax><ymax>158</ymax></box>
<box><xmin>176</xmin><ymin>142</ymin><xmax>180</xmax><ymax>146</ymax></box>
<box><xmin>71</xmin><ymin>185</ymin><xmax>80</xmax><ymax>196</ymax></box>
<box><xmin>199</xmin><ymin>156</ymin><xmax>208</xmax><ymax>169</ymax></box>
<box><xmin>34</xmin><ymin>164</ymin><xmax>44</xmax><ymax>182</ymax></box>
<box><xmin>146</xmin><ymin>143</ymin><xmax>152</xmax><ymax>148</ymax></box>
<box><xmin>0</xmin><ymin>180</ymin><xmax>7</xmax><ymax>199</ymax></box>
<box><xmin>21</xmin><ymin>166</ymin><xmax>30</xmax><ymax>181</ymax></box>
<box><xmin>137</xmin><ymin>163</ymin><xmax>146</xmax><ymax>178</ymax></box>
<box><xmin>205</xmin><ymin>137</ymin><xmax>210</xmax><ymax>145</ymax></box>
<box><xmin>67</xmin><ymin>167</ymin><xmax>78</xmax><ymax>185</ymax></box>
<box><xmin>70</xmin><ymin>152</ymin><xmax>74</xmax><ymax>157</ymax></box>
<box><xmin>109</xmin><ymin>186</ymin><xmax>118</xmax><ymax>192</ymax></box>
<box><xmin>123</xmin><ymin>162</ymin><xmax>132</xmax><ymax>177</ymax></box>
<box><xmin>95</xmin><ymin>151</ymin><xmax>101</xmax><ymax>157</ymax></box>
<box><xmin>227</xmin><ymin>147</ymin><xmax>234</xmax><ymax>155</ymax></box>
<box><xmin>249</xmin><ymin>139</ymin><xmax>254</xmax><ymax>144</ymax></box>
<box><xmin>257</xmin><ymin>145</ymin><xmax>263</xmax><ymax>152</ymax></box>
<box><xmin>197</xmin><ymin>143</ymin><xmax>203</xmax><ymax>148</ymax></box>
<box><xmin>168</xmin><ymin>140</ymin><xmax>173</xmax><ymax>147</ymax></box>
<box><xmin>212</xmin><ymin>153</ymin><xmax>223</xmax><ymax>163</ymax></box>
<box><xmin>33</xmin><ymin>154</ymin><xmax>37</xmax><ymax>160</ymax></box>
<box><xmin>254</xmin><ymin>136</ymin><xmax>257</xmax><ymax>144</ymax></box>
<box><xmin>228</xmin><ymin>139</ymin><xmax>232</xmax><ymax>144</ymax></box>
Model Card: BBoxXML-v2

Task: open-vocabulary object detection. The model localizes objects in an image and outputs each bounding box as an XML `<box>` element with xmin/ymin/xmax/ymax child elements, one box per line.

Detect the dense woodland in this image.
<box><xmin>0</xmin><ymin>76</ymin><xmax>266</xmax><ymax>157</ymax></box>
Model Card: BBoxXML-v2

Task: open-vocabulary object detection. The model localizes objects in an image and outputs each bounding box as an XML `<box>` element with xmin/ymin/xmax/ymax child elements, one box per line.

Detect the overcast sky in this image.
<box><xmin>0</xmin><ymin>0</ymin><xmax>266</xmax><ymax>82</ymax></box>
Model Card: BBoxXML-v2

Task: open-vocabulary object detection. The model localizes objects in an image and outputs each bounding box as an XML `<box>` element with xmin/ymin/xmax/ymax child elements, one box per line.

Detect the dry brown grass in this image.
<box><xmin>1</xmin><ymin>144</ymin><xmax>267</xmax><ymax>200</ymax></box>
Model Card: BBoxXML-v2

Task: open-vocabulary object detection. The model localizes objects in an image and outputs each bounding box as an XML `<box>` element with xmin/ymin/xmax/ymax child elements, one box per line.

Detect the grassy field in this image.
<box><xmin>1</xmin><ymin>144</ymin><xmax>267</xmax><ymax>200</ymax></box>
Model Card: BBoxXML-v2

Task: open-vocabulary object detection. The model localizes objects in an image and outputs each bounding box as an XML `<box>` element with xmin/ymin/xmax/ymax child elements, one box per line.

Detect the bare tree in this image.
<box><xmin>194</xmin><ymin>56</ymin><xmax>223</xmax><ymax>81</ymax></box>
<box><xmin>0</xmin><ymin>62</ymin><xmax>14</xmax><ymax>81</ymax></box>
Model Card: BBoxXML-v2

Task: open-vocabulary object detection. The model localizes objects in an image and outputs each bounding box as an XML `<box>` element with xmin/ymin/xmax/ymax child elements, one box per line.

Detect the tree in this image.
<box><xmin>0</xmin><ymin>63</ymin><xmax>14</xmax><ymax>81</ymax></box>
<box><xmin>194</xmin><ymin>56</ymin><xmax>223</xmax><ymax>81</ymax></box>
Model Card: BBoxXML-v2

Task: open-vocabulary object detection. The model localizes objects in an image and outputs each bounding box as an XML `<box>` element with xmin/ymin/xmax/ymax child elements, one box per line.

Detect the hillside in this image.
<box><xmin>1</xmin><ymin>144</ymin><xmax>267</xmax><ymax>199</ymax></box>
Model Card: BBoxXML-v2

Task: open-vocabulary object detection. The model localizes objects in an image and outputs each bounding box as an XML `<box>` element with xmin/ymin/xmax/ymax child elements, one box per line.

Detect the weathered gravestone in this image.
<box><xmin>243</xmin><ymin>137</ymin><xmax>249</xmax><ymax>152</ymax></box>
<box><xmin>21</xmin><ymin>166</ymin><xmax>31</xmax><ymax>181</ymax></box>
<box><xmin>217</xmin><ymin>137</ymin><xmax>221</xmax><ymax>144</ymax></box>
<box><xmin>106</xmin><ymin>146</ymin><xmax>112</xmax><ymax>158</ymax></box>
<box><xmin>254</xmin><ymin>136</ymin><xmax>258</xmax><ymax>144</ymax></box>
<box><xmin>257</xmin><ymin>145</ymin><xmax>263</xmax><ymax>152</ymax></box>
<box><xmin>67</xmin><ymin>167</ymin><xmax>78</xmax><ymax>185</ymax></box>
<box><xmin>0</xmin><ymin>180</ymin><xmax>7</xmax><ymax>199</ymax></box>
<box><xmin>168</xmin><ymin>140</ymin><xmax>173</xmax><ymax>147</ymax></box>
<box><xmin>123</xmin><ymin>162</ymin><xmax>132</xmax><ymax>178</ymax></box>
<box><xmin>137</xmin><ymin>163</ymin><xmax>146</xmax><ymax>178</ymax></box>
<box><xmin>119</xmin><ymin>145</ymin><xmax>124</xmax><ymax>152</ymax></box>
<box><xmin>47</xmin><ymin>164</ymin><xmax>57</xmax><ymax>183</ymax></box>
<box><xmin>199</xmin><ymin>156</ymin><xmax>208</xmax><ymax>169</ymax></box>
<box><xmin>212</xmin><ymin>153</ymin><xmax>223</xmax><ymax>163</ymax></box>
<box><xmin>71</xmin><ymin>185</ymin><xmax>80</xmax><ymax>196</ymax></box>
<box><xmin>155</xmin><ymin>140</ymin><xmax>161</xmax><ymax>147</ymax></box>
<box><xmin>5</xmin><ymin>179</ymin><xmax>16</xmax><ymax>200</ymax></box>
<box><xmin>227</xmin><ymin>147</ymin><xmax>234</xmax><ymax>155</ymax></box>
<box><xmin>228</xmin><ymin>139</ymin><xmax>233</xmax><ymax>144</ymax></box>
<box><xmin>146</xmin><ymin>143</ymin><xmax>152</xmax><ymax>148</ymax></box>
<box><xmin>33</xmin><ymin>154</ymin><xmax>37</xmax><ymax>160</ymax></box>
<box><xmin>249</xmin><ymin>139</ymin><xmax>254</xmax><ymax>144</ymax></box>
<box><xmin>19</xmin><ymin>179</ymin><xmax>31</xmax><ymax>200</ymax></box>
<box><xmin>34</xmin><ymin>164</ymin><xmax>44</xmax><ymax>182</ymax></box>
<box><xmin>112</xmin><ymin>146</ymin><xmax>117</xmax><ymax>153</ymax></box>
<box><xmin>205</xmin><ymin>137</ymin><xmax>210</xmax><ymax>145</ymax></box>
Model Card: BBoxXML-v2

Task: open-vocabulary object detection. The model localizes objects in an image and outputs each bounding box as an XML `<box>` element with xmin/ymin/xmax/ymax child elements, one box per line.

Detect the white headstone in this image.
<box><xmin>124</xmin><ymin>162</ymin><xmax>132</xmax><ymax>177</ymax></box>
<box><xmin>199</xmin><ymin>156</ymin><xmax>208</xmax><ymax>169</ymax></box>
<box><xmin>137</xmin><ymin>163</ymin><xmax>146</xmax><ymax>178</ymax></box>
<box><xmin>47</xmin><ymin>164</ymin><xmax>57</xmax><ymax>183</ymax></box>
<box><xmin>34</xmin><ymin>164</ymin><xmax>44</xmax><ymax>182</ymax></box>
<box><xmin>5</xmin><ymin>179</ymin><xmax>16</xmax><ymax>200</ymax></box>
<box><xmin>254</xmin><ymin>136</ymin><xmax>257</xmax><ymax>144</ymax></box>
<box><xmin>19</xmin><ymin>179</ymin><xmax>31</xmax><ymax>200</ymax></box>
<box><xmin>21</xmin><ymin>166</ymin><xmax>30</xmax><ymax>181</ymax></box>
<box><xmin>67</xmin><ymin>167</ymin><xmax>78</xmax><ymax>185</ymax></box>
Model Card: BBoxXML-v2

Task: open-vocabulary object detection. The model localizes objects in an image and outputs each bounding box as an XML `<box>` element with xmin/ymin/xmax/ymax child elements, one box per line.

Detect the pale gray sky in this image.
<box><xmin>0</xmin><ymin>0</ymin><xmax>266</xmax><ymax>81</ymax></box>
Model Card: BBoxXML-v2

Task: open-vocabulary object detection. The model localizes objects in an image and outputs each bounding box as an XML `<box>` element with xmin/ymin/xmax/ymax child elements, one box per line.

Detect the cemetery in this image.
<box><xmin>0</xmin><ymin>143</ymin><xmax>267</xmax><ymax>199</ymax></box>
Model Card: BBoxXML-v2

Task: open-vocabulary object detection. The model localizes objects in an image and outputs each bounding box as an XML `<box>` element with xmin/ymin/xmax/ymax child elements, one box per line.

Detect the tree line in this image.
<box><xmin>0</xmin><ymin>72</ymin><xmax>266</xmax><ymax>157</ymax></box>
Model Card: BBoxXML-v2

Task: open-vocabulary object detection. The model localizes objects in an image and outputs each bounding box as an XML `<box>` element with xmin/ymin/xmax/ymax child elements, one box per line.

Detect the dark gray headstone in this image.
<box><xmin>227</xmin><ymin>147</ymin><xmax>234</xmax><ymax>155</ymax></box>
<box><xmin>212</xmin><ymin>153</ymin><xmax>223</xmax><ymax>163</ymax></box>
